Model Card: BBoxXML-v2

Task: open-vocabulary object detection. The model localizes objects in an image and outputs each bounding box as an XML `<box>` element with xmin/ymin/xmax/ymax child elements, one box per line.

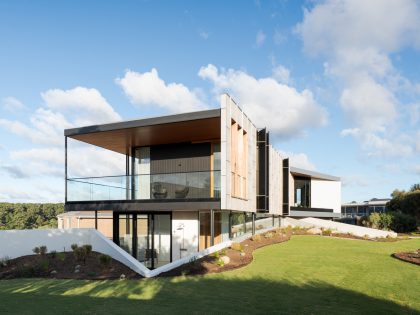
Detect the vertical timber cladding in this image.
<box><xmin>257</xmin><ymin>128</ymin><xmax>269</xmax><ymax>212</ymax></box>
<box><xmin>282</xmin><ymin>158</ymin><xmax>290</xmax><ymax>215</ymax></box>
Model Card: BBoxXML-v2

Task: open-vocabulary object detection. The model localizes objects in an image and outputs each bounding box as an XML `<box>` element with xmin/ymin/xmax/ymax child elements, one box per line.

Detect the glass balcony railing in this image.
<box><xmin>66</xmin><ymin>171</ymin><xmax>221</xmax><ymax>202</ymax></box>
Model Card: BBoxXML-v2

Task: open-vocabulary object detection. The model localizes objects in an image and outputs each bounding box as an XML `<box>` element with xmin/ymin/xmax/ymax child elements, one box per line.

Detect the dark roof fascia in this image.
<box><xmin>290</xmin><ymin>166</ymin><xmax>340</xmax><ymax>181</ymax></box>
<box><xmin>64</xmin><ymin>108</ymin><xmax>221</xmax><ymax>137</ymax></box>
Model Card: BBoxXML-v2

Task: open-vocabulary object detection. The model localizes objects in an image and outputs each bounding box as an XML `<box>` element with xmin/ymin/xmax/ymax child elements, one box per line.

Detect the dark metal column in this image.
<box><xmin>210</xmin><ymin>209</ymin><xmax>214</xmax><ymax>246</ymax></box>
<box><xmin>252</xmin><ymin>213</ymin><xmax>256</xmax><ymax>235</ymax></box>
<box><xmin>126</xmin><ymin>154</ymin><xmax>130</xmax><ymax>200</ymax></box>
<box><xmin>94</xmin><ymin>210</ymin><xmax>98</xmax><ymax>229</ymax></box>
<box><xmin>64</xmin><ymin>136</ymin><xmax>67</xmax><ymax>203</ymax></box>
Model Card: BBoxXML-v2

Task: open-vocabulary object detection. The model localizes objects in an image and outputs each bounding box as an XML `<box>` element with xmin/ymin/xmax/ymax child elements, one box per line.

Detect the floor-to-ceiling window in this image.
<box><xmin>294</xmin><ymin>176</ymin><xmax>311</xmax><ymax>208</ymax></box>
<box><xmin>116</xmin><ymin>213</ymin><xmax>171</xmax><ymax>269</ymax></box>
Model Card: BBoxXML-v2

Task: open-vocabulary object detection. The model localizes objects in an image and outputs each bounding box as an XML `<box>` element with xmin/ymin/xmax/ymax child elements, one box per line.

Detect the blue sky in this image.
<box><xmin>0</xmin><ymin>0</ymin><xmax>419</xmax><ymax>203</ymax></box>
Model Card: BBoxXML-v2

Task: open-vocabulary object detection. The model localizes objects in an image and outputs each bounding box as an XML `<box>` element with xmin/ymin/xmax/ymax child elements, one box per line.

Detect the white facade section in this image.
<box><xmin>220</xmin><ymin>94</ymin><xmax>257</xmax><ymax>212</ymax></box>
<box><xmin>311</xmin><ymin>179</ymin><xmax>341</xmax><ymax>213</ymax></box>
<box><xmin>171</xmin><ymin>211</ymin><xmax>199</xmax><ymax>261</ymax></box>
<box><xmin>268</xmin><ymin>145</ymin><xmax>283</xmax><ymax>215</ymax></box>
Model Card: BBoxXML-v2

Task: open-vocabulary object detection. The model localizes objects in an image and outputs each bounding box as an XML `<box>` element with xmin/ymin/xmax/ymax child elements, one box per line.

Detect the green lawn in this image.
<box><xmin>0</xmin><ymin>236</ymin><xmax>419</xmax><ymax>315</ymax></box>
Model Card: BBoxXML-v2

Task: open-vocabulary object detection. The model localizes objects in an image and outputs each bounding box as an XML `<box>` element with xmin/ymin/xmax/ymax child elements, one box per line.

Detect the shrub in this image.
<box><xmin>214</xmin><ymin>251</ymin><xmax>220</xmax><ymax>259</ymax></box>
<box><xmin>0</xmin><ymin>256</ymin><xmax>10</xmax><ymax>268</ymax></box>
<box><xmin>57</xmin><ymin>252</ymin><xmax>66</xmax><ymax>261</ymax></box>
<box><xmin>220</xmin><ymin>248</ymin><xmax>227</xmax><ymax>256</ymax></box>
<box><xmin>363</xmin><ymin>234</ymin><xmax>370</xmax><ymax>240</ymax></box>
<box><xmin>71</xmin><ymin>244</ymin><xmax>78</xmax><ymax>251</ymax></box>
<box><xmin>39</xmin><ymin>246</ymin><xmax>48</xmax><ymax>256</ymax></box>
<box><xmin>99</xmin><ymin>254</ymin><xmax>112</xmax><ymax>266</ymax></box>
<box><xmin>231</xmin><ymin>242</ymin><xmax>243</xmax><ymax>251</ymax></box>
<box><xmin>82</xmin><ymin>244</ymin><xmax>92</xmax><ymax>255</ymax></box>
<box><xmin>32</xmin><ymin>247</ymin><xmax>40</xmax><ymax>255</ymax></box>
<box><xmin>50</xmin><ymin>250</ymin><xmax>57</xmax><ymax>259</ymax></box>
<box><xmin>389</xmin><ymin>212</ymin><xmax>417</xmax><ymax>233</ymax></box>
<box><xmin>216</xmin><ymin>257</ymin><xmax>224</xmax><ymax>267</ymax></box>
<box><xmin>264</xmin><ymin>232</ymin><xmax>274</xmax><ymax>238</ymax></box>
<box><xmin>251</xmin><ymin>234</ymin><xmax>262</xmax><ymax>241</ymax></box>
<box><xmin>322</xmin><ymin>229</ymin><xmax>332</xmax><ymax>236</ymax></box>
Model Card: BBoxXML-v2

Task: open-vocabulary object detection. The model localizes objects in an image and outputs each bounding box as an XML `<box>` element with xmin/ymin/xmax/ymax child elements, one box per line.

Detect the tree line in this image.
<box><xmin>0</xmin><ymin>203</ymin><xmax>64</xmax><ymax>230</ymax></box>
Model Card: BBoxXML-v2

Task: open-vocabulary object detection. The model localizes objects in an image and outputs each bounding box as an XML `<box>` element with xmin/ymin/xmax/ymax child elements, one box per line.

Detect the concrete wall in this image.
<box><xmin>171</xmin><ymin>211</ymin><xmax>199</xmax><ymax>261</ymax></box>
<box><xmin>220</xmin><ymin>94</ymin><xmax>257</xmax><ymax>212</ymax></box>
<box><xmin>268</xmin><ymin>145</ymin><xmax>283</xmax><ymax>215</ymax></box>
<box><xmin>311</xmin><ymin>179</ymin><xmax>341</xmax><ymax>213</ymax></box>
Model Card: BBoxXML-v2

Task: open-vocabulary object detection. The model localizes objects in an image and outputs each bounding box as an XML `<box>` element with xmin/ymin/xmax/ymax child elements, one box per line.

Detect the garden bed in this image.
<box><xmin>0</xmin><ymin>251</ymin><xmax>141</xmax><ymax>280</ymax></box>
<box><xmin>160</xmin><ymin>230</ymin><xmax>291</xmax><ymax>277</ymax></box>
<box><xmin>392</xmin><ymin>249</ymin><xmax>420</xmax><ymax>266</ymax></box>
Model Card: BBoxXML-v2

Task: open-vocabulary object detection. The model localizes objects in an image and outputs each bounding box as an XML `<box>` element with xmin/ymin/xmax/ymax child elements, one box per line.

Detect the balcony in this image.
<box><xmin>66</xmin><ymin>171</ymin><xmax>221</xmax><ymax>202</ymax></box>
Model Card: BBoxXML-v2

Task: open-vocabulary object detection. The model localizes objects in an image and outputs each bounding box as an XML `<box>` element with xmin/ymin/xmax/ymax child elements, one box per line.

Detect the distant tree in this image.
<box><xmin>0</xmin><ymin>203</ymin><xmax>64</xmax><ymax>230</ymax></box>
<box><xmin>410</xmin><ymin>183</ymin><xmax>420</xmax><ymax>192</ymax></box>
<box><xmin>387</xmin><ymin>185</ymin><xmax>420</xmax><ymax>223</ymax></box>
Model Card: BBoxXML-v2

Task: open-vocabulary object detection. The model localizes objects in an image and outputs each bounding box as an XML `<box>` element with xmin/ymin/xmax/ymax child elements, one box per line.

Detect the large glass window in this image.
<box><xmin>294</xmin><ymin>177</ymin><xmax>311</xmax><ymax>208</ymax></box>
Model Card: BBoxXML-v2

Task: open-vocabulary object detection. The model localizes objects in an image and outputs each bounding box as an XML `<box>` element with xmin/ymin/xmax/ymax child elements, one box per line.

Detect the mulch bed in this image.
<box><xmin>392</xmin><ymin>250</ymin><xmax>420</xmax><ymax>266</ymax></box>
<box><xmin>0</xmin><ymin>251</ymin><xmax>141</xmax><ymax>280</ymax></box>
<box><xmin>160</xmin><ymin>231</ymin><xmax>291</xmax><ymax>277</ymax></box>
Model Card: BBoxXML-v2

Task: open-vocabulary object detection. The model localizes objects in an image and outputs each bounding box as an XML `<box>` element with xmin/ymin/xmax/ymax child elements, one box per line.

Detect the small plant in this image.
<box><xmin>189</xmin><ymin>256</ymin><xmax>198</xmax><ymax>265</ymax></box>
<box><xmin>50</xmin><ymin>250</ymin><xmax>57</xmax><ymax>259</ymax></box>
<box><xmin>71</xmin><ymin>244</ymin><xmax>78</xmax><ymax>251</ymax></box>
<box><xmin>39</xmin><ymin>246</ymin><xmax>48</xmax><ymax>255</ymax></box>
<box><xmin>216</xmin><ymin>257</ymin><xmax>225</xmax><ymax>267</ymax></box>
<box><xmin>99</xmin><ymin>254</ymin><xmax>112</xmax><ymax>267</ymax></box>
<box><xmin>322</xmin><ymin>229</ymin><xmax>332</xmax><ymax>236</ymax></box>
<box><xmin>231</xmin><ymin>242</ymin><xmax>243</xmax><ymax>251</ymax></box>
<box><xmin>82</xmin><ymin>244</ymin><xmax>92</xmax><ymax>255</ymax></box>
<box><xmin>264</xmin><ymin>232</ymin><xmax>274</xmax><ymax>238</ymax></box>
<box><xmin>0</xmin><ymin>256</ymin><xmax>10</xmax><ymax>268</ymax></box>
<box><xmin>74</xmin><ymin>247</ymin><xmax>88</xmax><ymax>263</ymax></box>
<box><xmin>57</xmin><ymin>252</ymin><xmax>66</xmax><ymax>261</ymax></box>
<box><xmin>87</xmin><ymin>271</ymin><xmax>97</xmax><ymax>277</ymax></box>
<box><xmin>363</xmin><ymin>234</ymin><xmax>370</xmax><ymax>240</ymax></box>
<box><xmin>251</xmin><ymin>234</ymin><xmax>262</xmax><ymax>241</ymax></box>
<box><xmin>220</xmin><ymin>248</ymin><xmax>227</xmax><ymax>256</ymax></box>
<box><xmin>32</xmin><ymin>247</ymin><xmax>40</xmax><ymax>255</ymax></box>
<box><xmin>214</xmin><ymin>251</ymin><xmax>220</xmax><ymax>259</ymax></box>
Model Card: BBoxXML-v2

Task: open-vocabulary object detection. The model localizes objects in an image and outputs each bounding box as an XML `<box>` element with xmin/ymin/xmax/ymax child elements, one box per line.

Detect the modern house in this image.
<box><xmin>63</xmin><ymin>94</ymin><xmax>341</xmax><ymax>269</ymax></box>
<box><xmin>341</xmin><ymin>198</ymin><xmax>390</xmax><ymax>218</ymax></box>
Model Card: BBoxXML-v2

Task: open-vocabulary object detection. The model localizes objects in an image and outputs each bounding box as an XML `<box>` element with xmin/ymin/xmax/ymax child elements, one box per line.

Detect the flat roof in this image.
<box><xmin>65</xmin><ymin>109</ymin><xmax>221</xmax><ymax>155</ymax></box>
<box><xmin>290</xmin><ymin>167</ymin><xmax>340</xmax><ymax>181</ymax></box>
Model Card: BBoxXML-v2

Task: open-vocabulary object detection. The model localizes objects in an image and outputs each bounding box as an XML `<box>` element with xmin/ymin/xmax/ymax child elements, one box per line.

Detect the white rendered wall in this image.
<box><xmin>220</xmin><ymin>93</ymin><xmax>257</xmax><ymax>212</ymax></box>
<box><xmin>311</xmin><ymin>179</ymin><xmax>341</xmax><ymax>213</ymax></box>
<box><xmin>0</xmin><ymin>228</ymin><xmax>150</xmax><ymax>276</ymax></box>
<box><xmin>171</xmin><ymin>211</ymin><xmax>199</xmax><ymax>261</ymax></box>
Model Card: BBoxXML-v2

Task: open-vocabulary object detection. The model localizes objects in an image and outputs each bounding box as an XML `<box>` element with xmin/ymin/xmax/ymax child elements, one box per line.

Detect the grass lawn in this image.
<box><xmin>0</xmin><ymin>236</ymin><xmax>419</xmax><ymax>315</ymax></box>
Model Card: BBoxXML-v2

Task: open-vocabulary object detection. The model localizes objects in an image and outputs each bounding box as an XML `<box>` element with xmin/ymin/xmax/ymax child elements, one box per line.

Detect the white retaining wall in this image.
<box><xmin>0</xmin><ymin>228</ymin><xmax>235</xmax><ymax>278</ymax></box>
<box><xmin>284</xmin><ymin>217</ymin><xmax>397</xmax><ymax>238</ymax></box>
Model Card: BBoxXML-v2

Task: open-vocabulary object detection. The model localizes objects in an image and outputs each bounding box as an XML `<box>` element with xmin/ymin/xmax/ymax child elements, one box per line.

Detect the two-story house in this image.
<box><xmin>62</xmin><ymin>94</ymin><xmax>341</xmax><ymax>269</ymax></box>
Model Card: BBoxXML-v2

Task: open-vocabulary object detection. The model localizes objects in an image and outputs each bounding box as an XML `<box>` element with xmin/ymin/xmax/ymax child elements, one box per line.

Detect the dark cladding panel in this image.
<box><xmin>257</xmin><ymin>128</ymin><xmax>269</xmax><ymax>212</ymax></box>
<box><xmin>150</xmin><ymin>142</ymin><xmax>211</xmax><ymax>173</ymax></box>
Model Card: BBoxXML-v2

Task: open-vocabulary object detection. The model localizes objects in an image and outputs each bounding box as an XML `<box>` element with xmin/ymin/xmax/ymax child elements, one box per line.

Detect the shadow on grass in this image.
<box><xmin>0</xmin><ymin>277</ymin><xmax>418</xmax><ymax>315</ymax></box>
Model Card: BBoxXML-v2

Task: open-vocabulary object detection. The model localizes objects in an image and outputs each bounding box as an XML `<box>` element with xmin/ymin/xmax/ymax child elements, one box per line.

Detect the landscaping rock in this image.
<box><xmin>120</xmin><ymin>274</ymin><xmax>126</xmax><ymax>280</ymax></box>
<box><xmin>220</xmin><ymin>256</ymin><xmax>230</xmax><ymax>265</ymax></box>
<box><xmin>74</xmin><ymin>269</ymin><xmax>80</xmax><ymax>273</ymax></box>
<box><xmin>50</xmin><ymin>270</ymin><xmax>57</xmax><ymax>275</ymax></box>
<box><xmin>240</xmin><ymin>252</ymin><xmax>245</xmax><ymax>257</ymax></box>
<box><xmin>307</xmin><ymin>228</ymin><xmax>322</xmax><ymax>235</ymax></box>
<box><xmin>75</xmin><ymin>265</ymin><xmax>81</xmax><ymax>269</ymax></box>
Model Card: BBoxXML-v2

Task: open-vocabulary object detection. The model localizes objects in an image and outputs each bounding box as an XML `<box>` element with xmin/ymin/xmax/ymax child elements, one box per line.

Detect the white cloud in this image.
<box><xmin>198</xmin><ymin>30</ymin><xmax>209</xmax><ymax>40</ymax></box>
<box><xmin>116</xmin><ymin>69</ymin><xmax>206</xmax><ymax>113</ymax></box>
<box><xmin>341</xmin><ymin>175</ymin><xmax>368</xmax><ymax>188</ymax></box>
<box><xmin>297</xmin><ymin>0</ymin><xmax>420</xmax><ymax>158</ymax></box>
<box><xmin>2</xmin><ymin>97</ymin><xmax>25</xmax><ymax>112</ymax></box>
<box><xmin>279</xmin><ymin>150</ymin><xmax>316</xmax><ymax>171</ymax></box>
<box><xmin>272</xmin><ymin>65</ymin><xmax>290</xmax><ymax>84</ymax></box>
<box><xmin>256</xmin><ymin>30</ymin><xmax>266</xmax><ymax>47</ymax></box>
<box><xmin>273</xmin><ymin>29</ymin><xmax>286</xmax><ymax>45</ymax></box>
<box><xmin>41</xmin><ymin>86</ymin><xmax>121</xmax><ymax>126</ymax></box>
<box><xmin>198</xmin><ymin>64</ymin><xmax>327</xmax><ymax>138</ymax></box>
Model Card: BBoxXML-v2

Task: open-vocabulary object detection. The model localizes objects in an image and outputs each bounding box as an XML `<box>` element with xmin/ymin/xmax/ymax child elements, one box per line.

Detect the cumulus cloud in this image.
<box><xmin>279</xmin><ymin>150</ymin><xmax>316</xmax><ymax>171</ymax></box>
<box><xmin>198</xmin><ymin>64</ymin><xmax>327</xmax><ymax>138</ymax></box>
<box><xmin>116</xmin><ymin>69</ymin><xmax>205</xmax><ymax>113</ymax></box>
<box><xmin>297</xmin><ymin>0</ymin><xmax>420</xmax><ymax>158</ymax></box>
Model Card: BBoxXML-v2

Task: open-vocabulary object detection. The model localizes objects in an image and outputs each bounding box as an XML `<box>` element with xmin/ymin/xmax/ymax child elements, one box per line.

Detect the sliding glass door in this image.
<box><xmin>116</xmin><ymin>212</ymin><xmax>171</xmax><ymax>269</ymax></box>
